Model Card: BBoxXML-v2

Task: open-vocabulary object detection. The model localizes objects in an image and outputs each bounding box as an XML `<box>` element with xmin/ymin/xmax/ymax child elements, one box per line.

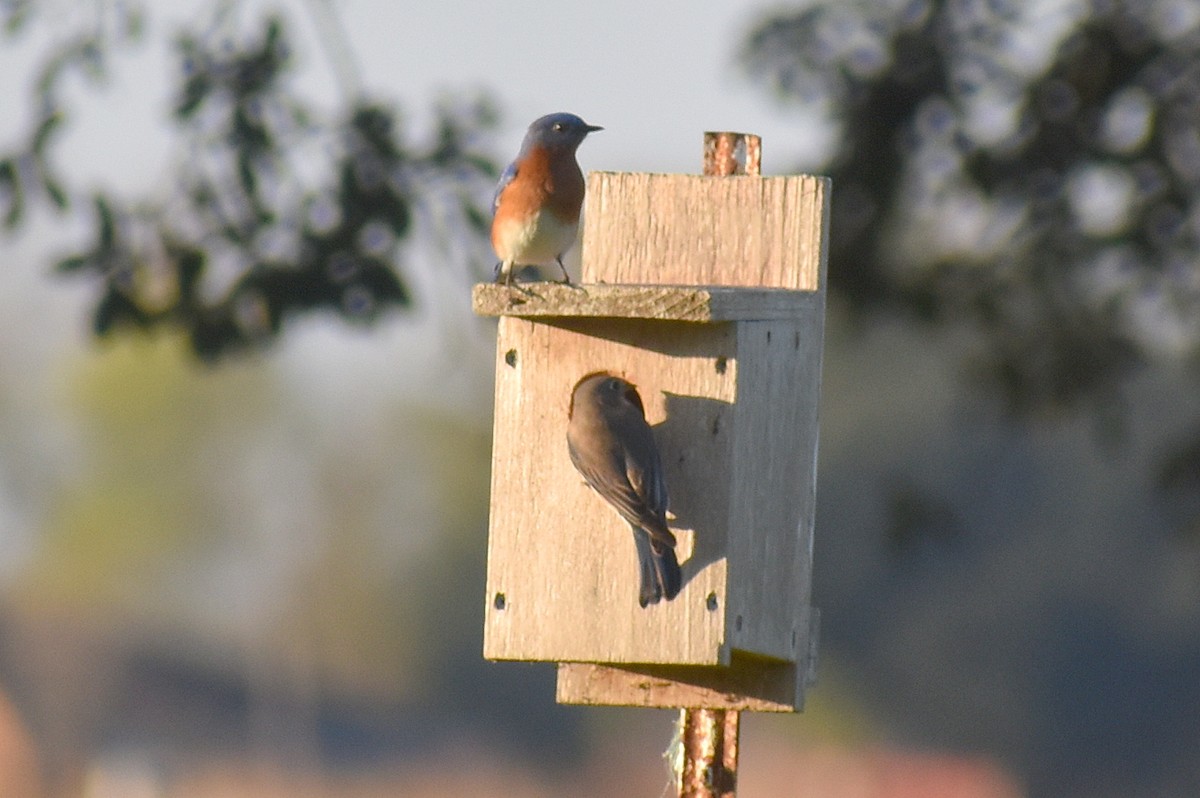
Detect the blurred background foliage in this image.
<box><xmin>1</xmin><ymin>0</ymin><xmax>497</xmax><ymax>360</ymax></box>
<box><xmin>1</xmin><ymin>0</ymin><xmax>1200</xmax><ymax>796</ymax></box>
<box><xmin>744</xmin><ymin>0</ymin><xmax>1200</xmax><ymax>417</ymax></box>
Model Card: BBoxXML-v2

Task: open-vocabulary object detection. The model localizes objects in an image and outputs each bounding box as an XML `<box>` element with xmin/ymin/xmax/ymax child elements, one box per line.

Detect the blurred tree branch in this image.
<box><xmin>1</xmin><ymin>1</ymin><xmax>498</xmax><ymax>359</ymax></box>
<box><xmin>742</xmin><ymin>0</ymin><xmax>1199</xmax><ymax>413</ymax></box>
<box><xmin>742</xmin><ymin>0</ymin><xmax>1200</xmax><ymax>536</ymax></box>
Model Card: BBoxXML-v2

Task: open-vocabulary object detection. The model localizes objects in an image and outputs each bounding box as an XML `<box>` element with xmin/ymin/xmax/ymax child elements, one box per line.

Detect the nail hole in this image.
<box><xmin>504</xmin><ymin>349</ymin><xmax>517</xmax><ymax>367</ymax></box>
<box><xmin>794</xmin><ymin>331</ymin><xmax>801</xmax><ymax>349</ymax></box>
<box><xmin>714</xmin><ymin>356</ymin><xmax>727</xmax><ymax>375</ymax></box>
<box><xmin>766</xmin><ymin>330</ymin><xmax>772</xmax><ymax>343</ymax></box>
<box><xmin>711</xmin><ymin>416</ymin><xmax>721</xmax><ymax>436</ymax></box>
<box><xmin>706</xmin><ymin>593</ymin><xmax>719</xmax><ymax>612</ymax></box>
<box><xmin>736</xmin><ymin>615</ymin><xmax>743</xmax><ymax>631</ymax></box>
<box><xmin>493</xmin><ymin>592</ymin><xmax>507</xmax><ymax>610</ymax></box>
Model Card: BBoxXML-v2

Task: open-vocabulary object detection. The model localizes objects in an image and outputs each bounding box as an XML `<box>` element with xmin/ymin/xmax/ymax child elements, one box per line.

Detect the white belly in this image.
<box><xmin>494</xmin><ymin>210</ymin><xmax>579</xmax><ymax>267</ymax></box>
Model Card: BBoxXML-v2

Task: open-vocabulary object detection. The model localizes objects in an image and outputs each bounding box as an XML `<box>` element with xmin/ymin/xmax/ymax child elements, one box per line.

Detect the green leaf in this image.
<box><xmin>121</xmin><ymin>7</ymin><xmax>145</xmax><ymax>41</ymax></box>
<box><xmin>466</xmin><ymin>154</ymin><xmax>498</xmax><ymax>176</ymax></box>
<box><xmin>175</xmin><ymin>76</ymin><xmax>210</xmax><ymax>119</ymax></box>
<box><xmin>96</xmin><ymin>194</ymin><xmax>115</xmax><ymax>248</ymax></box>
<box><xmin>41</xmin><ymin>169</ymin><xmax>69</xmax><ymax>209</ymax></box>
<box><xmin>1</xmin><ymin>160</ymin><xmax>23</xmax><ymax>230</ymax></box>
<box><xmin>171</xmin><ymin>245</ymin><xmax>205</xmax><ymax>301</ymax></box>
<box><xmin>80</xmin><ymin>40</ymin><xmax>105</xmax><ymax>81</ymax></box>
<box><xmin>3</xmin><ymin>197</ymin><xmax>23</xmax><ymax>229</ymax></box>
<box><xmin>265</xmin><ymin>16</ymin><xmax>283</xmax><ymax>50</ymax></box>
<box><xmin>237</xmin><ymin>152</ymin><xmax>258</xmax><ymax>200</ymax></box>
<box><xmin>3</xmin><ymin>1</ymin><xmax>31</xmax><ymax>35</ymax></box>
<box><xmin>55</xmin><ymin>254</ymin><xmax>92</xmax><ymax>273</ymax></box>
<box><xmin>463</xmin><ymin>201</ymin><xmax>489</xmax><ymax>234</ymax></box>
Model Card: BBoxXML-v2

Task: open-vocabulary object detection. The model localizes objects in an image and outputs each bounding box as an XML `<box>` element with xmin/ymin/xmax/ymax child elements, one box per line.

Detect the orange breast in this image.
<box><xmin>496</xmin><ymin>145</ymin><xmax>585</xmax><ymax>225</ymax></box>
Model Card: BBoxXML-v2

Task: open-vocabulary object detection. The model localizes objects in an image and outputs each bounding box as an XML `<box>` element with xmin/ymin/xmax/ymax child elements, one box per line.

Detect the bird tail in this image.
<box><xmin>632</xmin><ymin>525</ymin><xmax>682</xmax><ymax>607</ymax></box>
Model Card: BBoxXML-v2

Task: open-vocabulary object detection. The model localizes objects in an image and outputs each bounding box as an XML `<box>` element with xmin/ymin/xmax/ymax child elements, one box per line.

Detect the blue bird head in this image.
<box><xmin>522</xmin><ymin>112</ymin><xmax>603</xmax><ymax>153</ymax></box>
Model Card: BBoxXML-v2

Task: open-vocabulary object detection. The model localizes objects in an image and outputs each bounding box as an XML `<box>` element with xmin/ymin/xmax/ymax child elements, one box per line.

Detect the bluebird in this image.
<box><xmin>567</xmin><ymin>372</ymin><xmax>683</xmax><ymax>607</ymax></box>
<box><xmin>491</xmin><ymin>112</ymin><xmax>601</xmax><ymax>286</ymax></box>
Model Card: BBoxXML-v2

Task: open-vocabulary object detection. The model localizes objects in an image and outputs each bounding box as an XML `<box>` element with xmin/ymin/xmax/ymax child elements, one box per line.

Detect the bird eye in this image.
<box><xmin>552</xmin><ymin>122</ymin><xmax>565</xmax><ymax>132</ymax></box>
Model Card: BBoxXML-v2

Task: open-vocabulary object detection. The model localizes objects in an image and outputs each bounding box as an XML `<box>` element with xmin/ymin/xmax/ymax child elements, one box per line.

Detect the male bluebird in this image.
<box><xmin>567</xmin><ymin>372</ymin><xmax>683</xmax><ymax>607</ymax></box>
<box><xmin>491</xmin><ymin>112</ymin><xmax>601</xmax><ymax>286</ymax></box>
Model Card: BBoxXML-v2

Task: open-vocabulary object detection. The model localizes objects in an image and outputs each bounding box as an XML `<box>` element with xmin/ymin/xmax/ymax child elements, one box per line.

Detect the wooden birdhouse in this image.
<box><xmin>473</xmin><ymin>137</ymin><xmax>828</xmax><ymax>712</ymax></box>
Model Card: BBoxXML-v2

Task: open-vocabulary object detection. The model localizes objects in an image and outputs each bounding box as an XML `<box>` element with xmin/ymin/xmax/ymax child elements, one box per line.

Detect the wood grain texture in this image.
<box><xmin>472</xmin><ymin>283</ymin><xmax>818</xmax><ymax>322</ymax></box>
<box><xmin>580</xmin><ymin>172</ymin><xmax>829</xmax><ymax>289</ymax></box>
<box><xmin>721</xmin><ymin>318</ymin><xmax>823</xmax><ymax>665</ymax></box>
<box><xmin>478</xmin><ymin>166</ymin><xmax>830</xmax><ymax>710</ymax></box>
<box><xmin>483</xmin><ymin>309</ymin><xmax>826</xmax><ymax>670</ymax></box>
<box><xmin>556</xmin><ymin>658</ymin><xmax>800</xmax><ymax>712</ymax></box>
<box><xmin>484</xmin><ymin>316</ymin><xmax>737</xmax><ymax>664</ymax></box>
<box><xmin>556</xmin><ymin>609</ymin><xmax>819</xmax><ymax>711</ymax></box>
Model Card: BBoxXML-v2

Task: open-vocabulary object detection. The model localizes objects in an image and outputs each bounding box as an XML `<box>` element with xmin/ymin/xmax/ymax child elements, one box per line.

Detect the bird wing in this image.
<box><xmin>568</xmin><ymin>435</ymin><xmax>676</xmax><ymax>549</ymax></box>
<box><xmin>623</xmin><ymin>439</ymin><xmax>674</xmax><ymax>548</ymax></box>
<box><xmin>492</xmin><ymin>160</ymin><xmax>518</xmax><ymax>215</ymax></box>
<box><xmin>614</xmin><ymin>381</ymin><xmax>669</xmax><ymax>527</ymax></box>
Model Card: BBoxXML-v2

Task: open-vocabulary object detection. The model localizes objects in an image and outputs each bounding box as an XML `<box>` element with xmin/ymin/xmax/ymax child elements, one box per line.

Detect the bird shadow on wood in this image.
<box><xmin>654</xmin><ymin>391</ymin><xmax>732</xmax><ymax>596</ymax></box>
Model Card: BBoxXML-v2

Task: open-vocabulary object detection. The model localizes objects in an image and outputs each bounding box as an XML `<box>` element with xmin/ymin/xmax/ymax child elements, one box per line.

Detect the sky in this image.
<box><xmin>0</xmin><ymin>0</ymin><xmax>830</xmax><ymax>415</ymax></box>
<box><xmin>2</xmin><ymin>0</ymin><xmax>829</xmax><ymax>194</ymax></box>
<box><xmin>334</xmin><ymin>0</ymin><xmax>829</xmax><ymax>173</ymax></box>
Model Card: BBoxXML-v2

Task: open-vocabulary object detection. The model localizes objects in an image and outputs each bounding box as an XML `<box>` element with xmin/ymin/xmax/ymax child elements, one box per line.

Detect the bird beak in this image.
<box><xmin>586</xmin><ymin>124</ymin><xmax>604</xmax><ymax>133</ymax></box>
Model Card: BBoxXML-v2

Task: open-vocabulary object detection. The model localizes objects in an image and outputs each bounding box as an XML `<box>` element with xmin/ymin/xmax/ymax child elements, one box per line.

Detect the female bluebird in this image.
<box><xmin>492</xmin><ymin>113</ymin><xmax>602</xmax><ymax>286</ymax></box>
<box><xmin>567</xmin><ymin>372</ymin><xmax>683</xmax><ymax>607</ymax></box>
